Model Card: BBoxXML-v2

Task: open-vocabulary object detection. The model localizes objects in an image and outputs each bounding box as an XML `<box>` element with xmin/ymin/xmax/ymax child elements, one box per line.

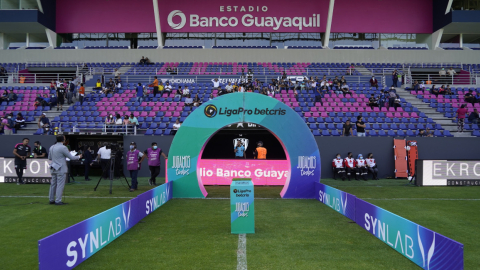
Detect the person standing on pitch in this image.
<box><xmin>97</xmin><ymin>142</ymin><xmax>111</xmax><ymax>179</ymax></box>
<box><xmin>33</xmin><ymin>141</ymin><xmax>47</xmax><ymax>158</ymax></box>
<box><xmin>234</xmin><ymin>140</ymin><xmax>246</xmax><ymax>159</ymax></box>
<box><xmin>13</xmin><ymin>138</ymin><xmax>31</xmax><ymax>185</ymax></box>
<box><xmin>48</xmin><ymin>135</ymin><xmax>81</xmax><ymax>205</ymax></box>
<box><xmin>83</xmin><ymin>145</ymin><xmax>94</xmax><ymax>181</ymax></box>
<box><xmin>127</xmin><ymin>142</ymin><xmax>144</xmax><ymax>192</ymax></box>
<box><xmin>253</xmin><ymin>141</ymin><xmax>267</xmax><ymax>159</ymax></box>
<box><xmin>144</xmin><ymin>142</ymin><xmax>168</xmax><ymax>186</ymax></box>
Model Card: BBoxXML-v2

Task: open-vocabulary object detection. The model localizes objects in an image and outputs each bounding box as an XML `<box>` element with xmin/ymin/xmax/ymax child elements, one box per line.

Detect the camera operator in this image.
<box><xmin>33</xmin><ymin>141</ymin><xmax>47</xmax><ymax>158</ymax></box>
<box><xmin>97</xmin><ymin>142</ymin><xmax>112</xmax><ymax>179</ymax></box>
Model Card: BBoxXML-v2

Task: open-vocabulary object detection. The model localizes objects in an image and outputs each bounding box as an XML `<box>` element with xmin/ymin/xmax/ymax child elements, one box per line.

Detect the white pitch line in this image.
<box><xmin>237</xmin><ymin>234</ymin><xmax>247</xmax><ymax>270</ymax></box>
<box><xmin>361</xmin><ymin>198</ymin><xmax>480</xmax><ymax>201</ymax></box>
<box><xmin>0</xmin><ymin>195</ymin><xmax>134</xmax><ymax>199</ymax></box>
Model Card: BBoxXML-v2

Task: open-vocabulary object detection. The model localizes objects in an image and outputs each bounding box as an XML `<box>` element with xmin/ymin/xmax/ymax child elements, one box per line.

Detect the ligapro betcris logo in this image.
<box><xmin>168</xmin><ymin>10</ymin><xmax>186</xmax><ymax>29</ymax></box>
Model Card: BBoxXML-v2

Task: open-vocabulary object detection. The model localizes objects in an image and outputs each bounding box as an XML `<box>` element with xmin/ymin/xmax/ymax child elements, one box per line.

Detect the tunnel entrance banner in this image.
<box><xmin>167</xmin><ymin>92</ymin><xmax>320</xmax><ymax>198</ymax></box>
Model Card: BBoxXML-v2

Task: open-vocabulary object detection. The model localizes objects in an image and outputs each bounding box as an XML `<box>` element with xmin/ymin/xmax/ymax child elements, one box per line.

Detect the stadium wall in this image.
<box><xmin>1</xmin><ymin>136</ymin><xmax>479</xmax><ymax>180</ymax></box>
<box><xmin>1</xmin><ymin>49</ymin><xmax>480</xmax><ymax>64</ymax></box>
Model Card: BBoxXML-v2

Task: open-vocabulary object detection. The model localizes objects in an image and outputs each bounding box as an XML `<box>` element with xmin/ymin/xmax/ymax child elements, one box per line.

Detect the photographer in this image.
<box><xmin>97</xmin><ymin>143</ymin><xmax>112</xmax><ymax>180</ymax></box>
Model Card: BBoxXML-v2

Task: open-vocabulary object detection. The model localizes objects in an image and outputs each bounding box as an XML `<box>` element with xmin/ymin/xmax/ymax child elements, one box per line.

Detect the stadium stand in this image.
<box><xmin>163</xmin><ymin>46</ymin><xmax>203</xmax><ymax>49</ymax></box>
<box><xmin>212</xmin><ymin>46</ymin><xmax>277</xmax><ymax>49</ymax></box>
<box><xmin>287</xmin><ymin>46</ymin><xmax>323</xmax><ymax>49</ymax></box>
<box><xmin>388</xmin><ymin>47</ymin><xmax>428</xmax><ymax>50</ymax></box>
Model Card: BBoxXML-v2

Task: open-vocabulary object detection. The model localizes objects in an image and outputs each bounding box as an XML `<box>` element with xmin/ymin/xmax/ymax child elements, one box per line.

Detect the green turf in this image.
<box><xmin>0</xmin><ymin>178</ymin><xmax>478</xmax><ymax>269</ymax></box>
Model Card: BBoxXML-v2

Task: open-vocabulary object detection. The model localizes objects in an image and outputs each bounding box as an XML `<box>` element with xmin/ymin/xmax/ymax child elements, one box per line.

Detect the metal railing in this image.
<box><xmin>60</xmin><ymin>123</ymin><xmax>137</xmax><ymax>135</ymax></box>
<box><xmin>25</xmin><ymin>61</ymin><xmax>85</xmax><ymax>68</ymax></box>
<box><xmin>11</xmin><ymin>72</ymin><xmax>80</xmax><ymax>84</ymax></box>
<box><xmin>406</xmin><ymin>74</ymin><xmax>477</xmax><ymax>86</ymax></box>
<box><xmin>104</xmin><ymin>74</ymin><xmax>385</xmax><ymax>86</ymax></box>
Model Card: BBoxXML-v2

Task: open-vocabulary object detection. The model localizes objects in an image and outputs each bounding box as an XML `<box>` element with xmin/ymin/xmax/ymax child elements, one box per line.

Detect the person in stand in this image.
<box><xmin>48</xmin><ymin>135</ymin><xmax>81</xmax><ymax>205</ymax></box>
<box><xmin>332</xmin><ymin>154</ymin><xmax>346</xmax><ymax>181</ymax></box>
<box><xmin>456</xmin><ymin>104</ymin><xmax>468</xmax><ymax>133</ymax></box>
<box><xmin>468</xmin><ymin>108</ymin><xmax>479</xmax><ymax>125</ymax></box>
<box><xmin>355</xmin><ymin>154</ymin><xmax>368</xmax><ymax>181</ymax></box>
<box><xmin>93</xmin><ymin>79</ymin><xmax>102</xmax><ymax>91</ymax></box>
<box><xmin>14</xmin><ymin>113</ymin><xmax>26</xmax><ymax>130</ymax></box>
<box><xmin>392</xmin><ymin>70</ymin><xmax>399</xmax><ymax>87</ymax></box>
<box><xmin>368</xmin><ymin>94</ymin><xmax>378</xmax><ymax>109</ymax></box>
<box><xmin>151</xmin><ymin>76</ymin><xmax>159</xmax><ymax>96</ymax></box>
<box><xmin>356</xmin><ymin>116</ymin><xmax>366</xmax><ymax>137</ymax></box>
<box><xmin>369</xmin><ymin>76</ymin><xmax>379</xmax><ymax>89</ymax></box>
<box><xmin>105</xmin><ymin>113</ymin><xmax>115</xmax><ymax>132</ymax></box>
<box><xmin>33</xmin><ymin>141</ymin><xmax>47</xmax><ymax>158</ymax></box>
<box><xmin>365</xmin><ymin>153</ymin><xmax>379</xmax><ymax>180</ymax></box>
<box><xmin>56</xmin><ymin>83</ymin><xmax>65</xmax><ymax>111</ymax></box>
<box><xmin>144</xmin><ymin>142</ymin><xmax>168</xmax><ymax>186</ymax></box>
<box><xmin>164</xmin><ymin>82</ymin><xmax>172</xmax><ymax>94</ymax></box>
<box><xmin>342</xmin><ymin>119</ymin><xmax>353</xmax><ymax>137</ymax></box>
<box><xmin>1</xmin><ymin>113</ymin><xmax>14</xmax><ymax>135</ymax></box>
<box><xmin>344</xmin><ymin>152</ymin><xmax>356</xmax><ymax>181</ymax></box>
<box><xmin>82</xmin><ymin>145</ymin><xmax>94</xmax><ymax>181</ymax></box>
<box><xmin>13</xmin><ymin>138</ymin><xmax>31</xmax><ymax>185</ymax></box>
<box><xmin>66</xmin><ymin>79</ymin><xmax>75</xmax><ymax>104</ymax></box>
<box><xmin>78</xmin><ymin>83</ymin><xmax>85</xmax><ymax>105</ymax></box>
<box><xmin>172</xmin><ymin>118</ymin><xmax>181</xmax><ymax>135</ymax></box>
<box><xmin>136</xmin><ymin>82</ymin><xmax>144</xmax><ymax>103</ymax></box>
<box><xmin>464</xmin><ymin>89</ymin><xmax>475</xmax><ymax>104</ymax></box>
<box><xmin>234</xmin><ymin>140</ymin><xmax>246</xmax><ymax>159</ymax></box>
<box><xmin>97</xmin><ymin>142</ymin><xmax>112</xmax><ymax>180</ymax></box>
<box><xmin>38</xmin><ymin>113</ymin><xmax>51</xmax><ymax>135</ymax></box>
<box><xmin>253</xmin><ymin>141</ymin><xmax>267</xmax><ymax>160</ymax></box>
<box><xmin>126</xmin><ymin>142</ymin><xmax>144</xmax><ymax>192</ymax></box>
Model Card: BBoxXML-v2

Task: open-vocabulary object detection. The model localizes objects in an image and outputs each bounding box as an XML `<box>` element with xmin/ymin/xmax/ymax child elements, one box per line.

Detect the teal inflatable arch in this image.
<box><xmin>167</xmin><ymin>92</ymin><xmax>320</xmax><ymax>198</ymax></box>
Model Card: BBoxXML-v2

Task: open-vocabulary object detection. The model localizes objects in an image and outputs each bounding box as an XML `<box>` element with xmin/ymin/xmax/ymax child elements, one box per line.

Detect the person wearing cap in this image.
<box><xmin>33</xmin><ymin>141</ymin><xmax>47</xmax><ymax>158</ymax></box>
<box><xmin>355</xmin><ymin>154</ymin><xmax>368</xmax><ymax>181</ymax></box>
<box><xmin>332</xmin><ymin>154</ymin><xmax>346</xmax><ymax>181</ymax></box>
<box><xmin>127</xmin><ymin>142</ymin><xmax>144</xmax><ymax>192</ymax></box>
<box><xmin>144</xmin><ymin>142</ymin><xmax>168</xmax><ymax>186</ymax></box>
<box><xmin>253</xmin><ymin>141</ymin><xmax>267</xmax><ymax>160</ymax></box>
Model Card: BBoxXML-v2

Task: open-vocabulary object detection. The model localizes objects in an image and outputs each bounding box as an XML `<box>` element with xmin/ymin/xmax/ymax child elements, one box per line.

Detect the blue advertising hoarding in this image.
<box><xmin>314</xmin><ymin>182</ymin><xmax>356</xmax><ymax>221</ymax></box>
<box><xmin>38</xmin><ymin>182</ymin><xmax>172</xmax><ymax>270</ymax></box>
<box><xmin>355</xmin><ymin>198</ymin><xmax>464</xmax><ymax>270</ymax></box>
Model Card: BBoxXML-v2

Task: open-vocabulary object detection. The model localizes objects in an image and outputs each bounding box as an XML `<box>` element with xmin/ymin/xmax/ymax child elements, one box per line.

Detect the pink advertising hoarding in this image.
<box><xmin>55</xmin><ymin>0</ymin><xmax>433</xmax><ymax>34</ymax></box>
<box><xmin>331</xmin><ymin>0</ymin><xmax>433</xmax><ymax>34</ymax></box>
<box><xmin>159</xmin><ymin>0</ymin><xmax>328</xmax><ymax>33</ymax></box>
<box><xmin>197</xmin><ymin>159</ymin><xmax>289</xmax><ymax>185</ymax></box>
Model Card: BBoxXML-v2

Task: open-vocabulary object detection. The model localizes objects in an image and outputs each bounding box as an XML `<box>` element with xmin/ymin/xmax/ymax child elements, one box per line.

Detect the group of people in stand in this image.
<box><xmin>332</xmin><ymin>152</ymin><xmax>379</xmax><ymax>181</ymax></box>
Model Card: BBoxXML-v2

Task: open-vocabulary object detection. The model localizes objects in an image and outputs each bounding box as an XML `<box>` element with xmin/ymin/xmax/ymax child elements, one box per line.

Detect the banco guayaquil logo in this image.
<box><xmin>204</xmin><ymin>104</ymin><xmax>217</xmax><ymax>118</ymax></box>
<box><xmin>167</xmin><ymin>10</ymin><xmax>186</xmax><ymax>30</ymax></box>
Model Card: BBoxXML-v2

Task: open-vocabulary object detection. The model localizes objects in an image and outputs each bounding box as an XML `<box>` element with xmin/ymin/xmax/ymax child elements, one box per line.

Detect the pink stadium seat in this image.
<box><xmin>310</xmin><ymin>107</ymin><xmax>318</xmax><ymax>112</ymax></box>
<box><xmin>304</xmin><ymin>112</ymin><xmax>312</xmax><ymax>117</ymax></box>
<box><xmin>320</xmin><ymin>112</ymin><xmax>328</xmax><ymax>117</ymax></box>
<box><xmin>165</xmin><ymin>112</ymin><xmax>172</xmax><ymax>117</ymax></box>
<box><xmin>386</xmin><ymin>112</ymin><xmax>393</xmax><ymax>118</ymax></box>
<box><xmin>312</xmin><ymin>112</ymin><xmax>319</xmax><ymax>117</ymax></box>
<box><xmin>140</xmin><ymin>112</ymin><xmax>148</xmax><ymax>117</ymax></box>
<box><xmin>381</xmin><ymin>107</ymin><xmax>387</xmax><ymax>112</ymax></box>
<box><xmin>411</xmin><ymin>112</ymin><xmax>419</xmax><ymax>118</ymax></box>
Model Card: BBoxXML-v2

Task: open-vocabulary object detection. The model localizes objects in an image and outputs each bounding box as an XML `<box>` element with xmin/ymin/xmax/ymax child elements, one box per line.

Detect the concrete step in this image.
<box><xmin>450</xmin><ymin>131</ymin><xmax>473</xmax><ymax>137</ymax></box>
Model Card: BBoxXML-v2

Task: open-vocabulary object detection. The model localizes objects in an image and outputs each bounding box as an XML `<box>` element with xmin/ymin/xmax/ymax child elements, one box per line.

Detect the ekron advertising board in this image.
<box><xmin>57</xmin><ymin>0</ymin><xmax>432</xmax><ymax>34</ymax></box>
<box><xmin>417</xmin><ymin>160</ymin><xmax>480</xmax><ymax>186</ymax></box>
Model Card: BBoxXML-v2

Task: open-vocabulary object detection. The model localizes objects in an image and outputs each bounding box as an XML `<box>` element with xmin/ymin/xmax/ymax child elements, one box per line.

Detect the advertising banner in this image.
<box><xmin>160</xmin><ymin>0</ymin><xmax>328</xmax><ymax>33</ymax></box>
<box><xmin>38</xmin><ymin>182</ymin><xmax>172</xmax><ymax>270</ymax></box>
<box><xmin>0</xmin><ymin>158</ymin><xmax>51</xmax><ymax>183</ymax></box>
<box><xmin>198</xmin><ymin>159</ymin><xmax>289</xmax><ymax>185</ymax></box>
<box><xmin>231</xmin><ymin>180</ymin><xmax>255</xmax><ymax>234</ymax></box>
<box><xmin>314</xmin><ymin>182</ymin><xmax>355</xmax><ymax>221</ymax></box>
<box><xmin>355</xmin><ymin>198</ymin><xmax>464</xmax><ymax>270</ymax></box>
<box><xmin>417</xmin><ymin>160</ymin><xmax>480</xmax><ymax>186</ymax></box>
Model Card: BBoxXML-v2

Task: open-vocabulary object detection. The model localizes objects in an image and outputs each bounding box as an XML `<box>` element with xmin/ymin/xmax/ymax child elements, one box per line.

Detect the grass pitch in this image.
<box><xmin>0</xmin><ymin>178</ymin><xmax>479</xmax><ymax>269</ymax></box>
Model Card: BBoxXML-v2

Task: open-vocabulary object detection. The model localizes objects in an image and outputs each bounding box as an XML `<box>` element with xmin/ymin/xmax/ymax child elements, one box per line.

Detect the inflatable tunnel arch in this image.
<box><xmin>167</xmin><ymin>92</ymin><xmax>320</xmax><ymax>198</ymax></box>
